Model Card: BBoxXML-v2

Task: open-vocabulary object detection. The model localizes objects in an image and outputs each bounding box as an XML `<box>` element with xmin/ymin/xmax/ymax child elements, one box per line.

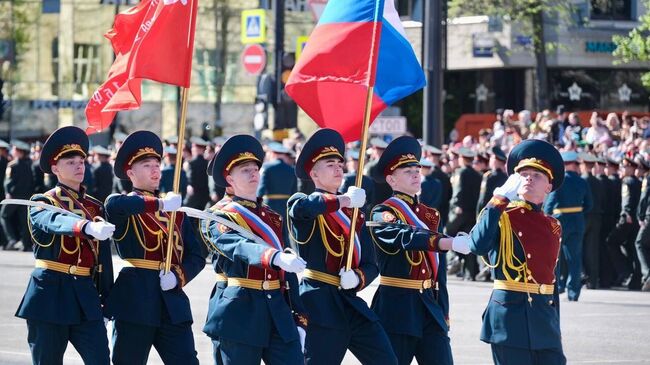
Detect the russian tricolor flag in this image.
<box><xmin>286</xmin><ymin>0</ymin><xmax>426</xmax><ymax>142</ymax></box>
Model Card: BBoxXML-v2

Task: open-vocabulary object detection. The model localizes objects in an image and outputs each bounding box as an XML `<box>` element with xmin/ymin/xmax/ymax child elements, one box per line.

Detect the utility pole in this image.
<box><xmin>422</xmin><ymin>0</ymin><xmax>444</xmax><ymax>146</ymax></box>
<box><xmin>273</xmin><ymin>0</ymin><xmax>284</xmax><ymax>130</ymax></box>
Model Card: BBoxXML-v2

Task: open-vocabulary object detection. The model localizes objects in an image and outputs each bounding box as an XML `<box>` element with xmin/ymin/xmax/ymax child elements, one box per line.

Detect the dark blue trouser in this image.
<box><xmin>386</xmin><ymin>313</ymin><xmax>452</xmax><ymax>365</ymax></box>
<box><xmin>304</xmin><ymin>301</ymin><xmax>397</xmax><ymax>365</ymax></box>
<box><xmin>111</xmin><ymin>318</ymin><xmax>198</xmax><ymax>365</ymax></box>
<box><xmin>491</xmin><ymin>344</ymin><xmax>566</xmax><ymax>365</ymax></box>
<box><xmin>557</xmin><ymin>215</ymin><xmax>584</xmax><ymax>300</ymax></box>
<box><xmin>26</xmin><ymin>319</ymin><xmax>109</xmax><ymax>365</ymax></box>
<box><xmin>217</xmin><ymin>329</ymin><xmax>303</xmax><ymax>365</ymax></box>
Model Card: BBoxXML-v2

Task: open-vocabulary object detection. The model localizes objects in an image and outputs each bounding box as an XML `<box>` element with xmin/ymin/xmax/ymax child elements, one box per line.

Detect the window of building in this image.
<box><xmin>73</xmin><ymin>43</ymin><xmax>102</xmax><ymax>95</ymax></box>
<box><xmin>396</xmin><ymin>0</ymin><xmax>423</xmax><ymax>21</ymax></box>
<box><xmin>590</xmin><ymin>0</ymin><xmax>633</xmax><ymax>21</ymax></box>
<box><xmin>195</xmin><ymin>48</ymin><xmax>218</xmax><ymax>98</ymax></box>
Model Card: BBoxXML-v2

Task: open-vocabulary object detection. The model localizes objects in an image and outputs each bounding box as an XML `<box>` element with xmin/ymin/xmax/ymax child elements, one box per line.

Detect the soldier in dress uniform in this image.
<box><xmin>2</xmin><ymin>140</ymin><xmax>35</xmax><ymax>251</ymax></box>
<box><xmin>422</xmin><ymin>145</ymin><xmax>452</xmax><ymax>227</ymax></box>
<box><xmin>16</xmin><ymin>126</ymin><xmax>115</xmax><ymax>364</ymax></box>
<box><xmin>201</xmin><ymin>135</ymin><xmax>308</xmax><ymax>365</ymax></box>
<box><xmin>104</xmin><ymin>131</ymin><xmax>204</xmax><ymax>364</ymax></box>
<box><xmin>368</xmin><ymin>136</ymin><xmax>471</xmax><ymax>365</ymax></box>
<box><xmin>600</xmin><ymin>158</ymin><xmax>622</xmax><ymax>288</ymax></box>
<box><xmin>184</xmin><ymin>137</ymin><xmax>210</xmax><ymax>209</ymax></box>
<box><xmin>446</xmin><ymin>147</ymin><xmax>482</xmax><ymax>279</ymax></box>
<box><xmin>257</xmin><ymin>141</ymin><xmax>297</xmax><ymax>240</ymax></box>
<box><xmin>544</xmin><ymin>151</ymin><xmax>592</xmax><ymax>301</ymax></box>
<box><xmin>606</xmin><ymin>156</ymin><xmax>642</xmax><ymax>290</ymax></box>
<box><xmin>472</xmin><ymin>152</ymin><xmax>489</xmax><ymax>174</ymax></box>
<box><xmin>635</xmin><ymin>157</ymin><xmax>650</xmax><ymax>291</ymax></box>
<box><xmin>462</xmin><ymin>139</ymin><xmax>567</xmax><ymax>365</ymax></box>
<box><xmin>579</xmin><ymin>153</ymin><xmax>604</xmax><ymax>289</ymax></box>
<box><xmin>160</xmin><ymin>146</ymin><xmax>188</xmax><ymax>200</ymax></box>
<box><xmin>341</xmin><ymin>149</ymin><xmax>376</xmax><ymax>216</ymax></box>
<box><xmin>287</xmin><ymin>128</ymin><xmax>397</xmax><ymax>365</ymax></box>
<box><xmin>91</xmin><ymin>146</ymin><xmax>114</xmax><ymax>204</ymax></box>
<box><xmin>476</xmin><ymin>146</ymin><xmax>508</xmax><ymax>214</ymax></box>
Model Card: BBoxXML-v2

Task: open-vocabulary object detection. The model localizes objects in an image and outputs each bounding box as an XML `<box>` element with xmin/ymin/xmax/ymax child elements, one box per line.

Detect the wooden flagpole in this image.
<box><xmin>164</xmin><ymin>87</ymin><xmax>189</xmax><ymax>274</ymax></box>
<box><xmin>345</xmin><ymin>0</ymin><xmax>382</xmax><ymax>271</ymax></box>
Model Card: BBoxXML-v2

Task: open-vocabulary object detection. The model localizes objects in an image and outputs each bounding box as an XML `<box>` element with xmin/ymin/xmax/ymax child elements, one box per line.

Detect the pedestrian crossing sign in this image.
<box><xmin>241</xmin><ymin>9</ymin><xmax>266</xmax><ymax>44</ymax></box>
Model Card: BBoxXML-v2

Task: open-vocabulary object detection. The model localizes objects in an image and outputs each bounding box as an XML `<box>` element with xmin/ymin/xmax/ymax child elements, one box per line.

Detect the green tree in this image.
<box><xmin>447</xmin><ymin>0</ymin><xmax>571</xmax><ymax>110</ymax></box>
<box><xmin>612</xmin><ymin>0</ymin><xmax>650</xmax><ymax>89</ymax></box>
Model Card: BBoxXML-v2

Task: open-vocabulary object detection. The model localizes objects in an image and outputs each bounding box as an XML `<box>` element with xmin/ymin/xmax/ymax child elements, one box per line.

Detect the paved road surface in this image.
<box><xmin>0</xmin><ymin>252</ymin><xmax>648</xmax><ymax>364</ymax></box>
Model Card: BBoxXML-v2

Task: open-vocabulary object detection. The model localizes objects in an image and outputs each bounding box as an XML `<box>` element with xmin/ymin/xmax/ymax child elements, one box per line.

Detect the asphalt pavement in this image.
<box><xmin>0</xmin><ymin>251</ymin><xmax>648</xmax><ymax>364</ymax></box>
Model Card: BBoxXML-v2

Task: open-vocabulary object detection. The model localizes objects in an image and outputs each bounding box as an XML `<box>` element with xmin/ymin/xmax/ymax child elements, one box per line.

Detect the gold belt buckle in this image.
<box><xmin>539</xmin><ymin>284</ymin><xmax>547</xmax><ymax>294</ymax></box>
<box><xmin>423</xmin><ymin>280</ymin><xmax>432</xmax><ymax>289</ymax></box>
<box><xmin>262</xmin><ymin>280</ymin><xmax>270</xmax><ymax>290</ymax></box>
<box><xmin>68</xmin><ymin>265</ymin><xmax>77</xmax><ymax>275</ymax></box>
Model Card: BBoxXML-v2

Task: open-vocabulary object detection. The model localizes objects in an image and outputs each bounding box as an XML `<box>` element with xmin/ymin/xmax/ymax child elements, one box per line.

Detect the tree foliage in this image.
<box><xmin>612</xmin><ymin>0</ymin><xmax>650</xmax><ymax>89</ymax></box>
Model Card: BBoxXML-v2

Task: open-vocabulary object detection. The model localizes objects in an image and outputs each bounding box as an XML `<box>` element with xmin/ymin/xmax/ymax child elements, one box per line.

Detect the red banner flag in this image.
<box><xmin>85</xmin><ymin>0</ymin><xmax>198</xmax><ymax>134</ymax></box>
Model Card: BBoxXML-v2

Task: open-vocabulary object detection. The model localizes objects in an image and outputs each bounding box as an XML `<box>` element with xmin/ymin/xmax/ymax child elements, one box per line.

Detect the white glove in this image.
<box><xmin>339</xmin><ymin>268</ymin><xmax>360</xmax><ymax>289</ymax></box>
<box><xmin>84</xmin><ymin>221</ymin><xmax>115</xmax><ymax>241</ymax></box>
<box><xmin>343</xmin><ymin>186</ymin><xmax>366</xmax><ymax>208</ymax></box>
<box><xmin>160</xmin><ymin>192</ymin><xmax>182</xmax><ymax>212</ymax></box>
<box><xmin>159</xmin><ymin>270</ymin><xmax>178</xmax><ymax>291</ymax></box>
<box><xmin>272</xmin><ymin>252</ymin><xmax>307</xmax><ymax>274</ymax></box>
<box><xmin>297</xmin><ymin>326</ymin><xmax>306</xmax><ymax>353</ymax></box>
<box><xmin>493</xmin><ymin>173</ymin><xmax>523</xmax><ymax>201</ymax></box>
<box><xmin>452</xmin><ymin>232</ymin><xmax>472</xmax><ymax>255</ymax></box>
<box><xmin>104</xmin><ymin>317</ymin><xmax>110</xmax><ymax>327</ymax></box>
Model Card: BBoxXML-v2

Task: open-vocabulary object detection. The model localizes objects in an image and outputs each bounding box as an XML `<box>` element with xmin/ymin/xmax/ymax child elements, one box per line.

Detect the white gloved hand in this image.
<box><xmin>297</xmin><ymin>327</ymin><xmax>306</xmax><ymax>353</ymax></box>
<box><xmin>159</xmin><ymin>270</ymin><xmax>178</xmax><ymax>291</ymax></box>
<box><xmin>343</xmin><ymin>186</ymin><xmax>366</xmax><ymax>208</ymax></box>
<box><xmin>104</xmin><ymin>317</ymin><xmax>110</xmax><ymax>327</ymax></box>
<box><xmin>452</xmin><ymin>232</ymin><xmax>472</xmax><ymax>255</ymax></box>
<box><xmin>339</xmin><ymin>268</ymin><xmax>360</xmax><ymax>289</ymax></box>
<box><xmin>272</xmin><ymin>252</ymin><xmax>307</xmax><ymax>274</ymax></box>
<box><xmin>160</xmin><ymin>192</ymin><xmax>182</xmax><ymax>212</ymax></box>
<box><xmin>493</xmin><ymin>173</ymin><xmax>523</xmax><ymax>201</ymax></box>
<box><xmin>84</xmin><ymin>221</ymin><xmax>115</xmax><ymax>241</ymax></box>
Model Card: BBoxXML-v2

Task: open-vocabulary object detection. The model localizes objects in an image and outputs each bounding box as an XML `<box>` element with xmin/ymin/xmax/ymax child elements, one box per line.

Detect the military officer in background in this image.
<box><xmin>112</xmin><ymin>133</ymin><xmax>132</xmax><ymax>195</ymax></box>
<box><xmin>201</xmin><ymin>134</ymin><xmax>308</xmax><ymax>365</ymax></box>
<box><xmin>600</xmin><ymin>158</ymin><xmax>622</xmax><ymax>288</ymax></box>
<box><xmin>2</xmin><ymin>140</ymin><xmax>35</xmax><ymax>251</ymax></box>
<box><xmin>0</xmin><ymin>139</ymin><xmax>9</xmax><ymax>249</ymax></box>
<box><xmin>31</xmin><ymin>142</ymin><xmax>46</xmax><ymax>194</ymax></box>
<box><xmin>418</xmin><ymin>158</ymin><xmax>442</xmax><ymax>209</ymax></box>
<box><xmin>423</xmin><ymin>145</ymin><xmax>452</xmax><ymax>227</ymax></box>
<box><xmin>364</xmin><ymin>137</ymin><xmax>391</xmax><ymax>206</ymax></box>
<box><xmin>369</xmin><ymin>136</ymin><xmax>471</xmax><ymax>365</ymax></box>
<box><xmin>635</xmin><ymin>157</ymin><xmax>650</xmax><ymax>291</ymax></box>
<box><xmin>185</xmin><ymin>137</ymin><xmax>211</xmax><ymax>210</ymax></box>
<box><xmin>257</xmin><ymin>141</ymin><xmax>297</xmax><ymax>240</ymax></box>
<box><xmin>476</xmin><ymin>146</ymin><xmax>508</xmax><ymax>214</ymax></box>
<box><xmin>16</xmin><ymin>126</ymin><xmax>115</xmax><ymax>364</ymax></box>
<box><xmin>544</xmin><ymin>151</ymin><xmax>592</xmax><ymax>301</ymax></box>
<box><xmin>341</xmin><ymin>149</ymin><xmax>376</xmax><ymax>216</ymax></box>
<box><xmin>287</xmin><ymin>128</ymin><xmax>397</xmax><ymax>365</ymax></box>
<box><xmin>606</xmin><ymin>156</ymin><xmax>642</xmax><ymax>290</ymax></box>
<box><xmin>463</xmin><ymin>139</ymin><xmax>567</xmax><ymax>365</ymax></box>
<box><xmin>91</xmin><ymin>146</ymin><xmax>115</xmax><ymax>204</ymax></box>
<box><xmin>580</xmin><ymin>153</ymin><xmax>604</xmax><ymax>289</ymax></box>
<box><xmin>160</xmin><ymin>146</ymin><xmax>188</xmax><ymax>200</ymax></box>
<box><xmin>446</xmin><ymin>147</ymin><xmax>482</xmax><ymax>280</ymax></box>
<box><xmin>104</xmin><ymin>131</ymin><xmax>204</xmax><ymax>364</ymax></box>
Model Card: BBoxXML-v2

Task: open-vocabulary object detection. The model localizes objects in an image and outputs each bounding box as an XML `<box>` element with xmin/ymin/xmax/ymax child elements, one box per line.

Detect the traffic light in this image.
<box><xmin>254</xmin><ymin>73</ymin><xmax>274</xmax><ymax>131</ymax></box>
<box><xmin>274</xmin><ymin>52</ymin><xmax>297</xmax><ymax>130</ymax></box>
